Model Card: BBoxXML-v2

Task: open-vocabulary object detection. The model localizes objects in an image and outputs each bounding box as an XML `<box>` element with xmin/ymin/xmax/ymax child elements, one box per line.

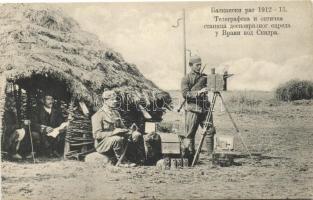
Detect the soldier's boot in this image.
<box><xmin>189</xmin><ymin>138</ymin><xmax>196</xmax><ymax>166</ymax></box>
<box><xmin>205</xmin><ymin>136</ymin><xmax>214</xmax><ymax>158</ymax></box>
<box><xmin>181</xmin><ymin>138</ymin><xmax>195</xmax><ymax>166</ymax></box>
<box><xmin>25</xmin><ymin>152</ymin><xmax>36</xmax><ymax>159</ymax></box>
<box><xmin>182</xmin><ymin>149</ymin><xmax>194</xmax><ymax>167</ymax></box>
<box><xmin>11</xmin><ymin>153</ymin><xmax>23</xmax><ymax>160</ymax></box>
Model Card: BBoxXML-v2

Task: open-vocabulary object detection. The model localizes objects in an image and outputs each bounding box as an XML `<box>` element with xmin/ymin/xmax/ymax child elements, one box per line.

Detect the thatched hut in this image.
<box><xmin>0</xmin><ymin>5</ymin><xmax>171</xmax><ymax>159</ymax></box>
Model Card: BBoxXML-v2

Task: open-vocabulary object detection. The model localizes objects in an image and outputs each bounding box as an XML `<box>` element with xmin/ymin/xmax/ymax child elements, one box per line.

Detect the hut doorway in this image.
<box><xmin>1</xmin><ymin>73</ymin><xmax>93</xmax><ymax>160</ymax></box>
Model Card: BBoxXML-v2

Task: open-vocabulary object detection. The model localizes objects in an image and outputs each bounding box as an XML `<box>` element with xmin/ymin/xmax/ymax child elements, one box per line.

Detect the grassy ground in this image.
<box><xmin>1</xmin><ymin>90</ymin><xmax>313</xmax><ymax>199</ymax></box>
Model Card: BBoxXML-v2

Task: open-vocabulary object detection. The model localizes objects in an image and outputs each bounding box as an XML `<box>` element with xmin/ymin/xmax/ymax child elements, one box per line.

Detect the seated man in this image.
<box><xmin>91</xmin><ymin>90</ymin><xmax>145</xmax><ymax>166</ymax></box>
<box><xmin>3</xmin><ymin>95</ymin><xmax>25</xmax><ymax>160</ymax></box>
<box><xmin>31</xmin><ymin>93</ymin><xmax>67</xmax><ymax>157</ymax></box>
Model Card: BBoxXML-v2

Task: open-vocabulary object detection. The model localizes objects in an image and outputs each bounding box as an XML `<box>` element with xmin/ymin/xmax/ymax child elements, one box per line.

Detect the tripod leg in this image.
<box><xmin>191</xmin><ymin>92</ymin><xmax>218</xmax><ymax>167</ymax></box>
<box><xmin>184</xmin><ymin>108</ymin><xmax>187</xmax><ymax>142</ymax></box>
<box><xmin>218</xmin><ymin>93</ymin><xmax>252</xmax><ymax>158</ymax></box>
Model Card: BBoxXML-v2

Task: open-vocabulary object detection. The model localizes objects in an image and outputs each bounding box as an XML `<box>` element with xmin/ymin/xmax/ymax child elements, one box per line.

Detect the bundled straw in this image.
<box><xmin>0</xmin><ymin>4</ymin><xmax>171</xmax><ymax>110</ymax></box>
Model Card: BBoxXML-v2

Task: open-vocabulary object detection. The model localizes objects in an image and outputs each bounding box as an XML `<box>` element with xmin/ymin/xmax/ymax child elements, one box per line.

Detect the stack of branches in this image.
<box><xmin>65</xmin><ymin>102</ymin><xmax>94</xmax><ymax>160</ymax></box>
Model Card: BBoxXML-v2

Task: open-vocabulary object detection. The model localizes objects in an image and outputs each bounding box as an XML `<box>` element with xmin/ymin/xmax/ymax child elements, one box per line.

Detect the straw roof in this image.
<box><xmin>0</xmin><ymin>4</ymin><xmax>171</xmax><ymax>111</ymax></box>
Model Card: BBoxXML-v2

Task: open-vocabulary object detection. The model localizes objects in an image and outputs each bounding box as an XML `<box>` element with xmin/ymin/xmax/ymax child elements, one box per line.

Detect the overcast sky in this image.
<box><xmin>59</xmin><ymin>1</ymin><xmax>313</xmax><ymax>91</ymax></box>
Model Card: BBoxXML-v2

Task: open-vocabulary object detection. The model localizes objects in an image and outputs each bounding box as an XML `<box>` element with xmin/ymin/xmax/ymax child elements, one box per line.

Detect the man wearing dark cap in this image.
<box><xmin>30</xmin><ymin>92</ymin><xmax>66</xmax><ymax>157</ymax></box>
<box><xmin>180</xmin><ymin>55</ymin><xmax>216</xmax><ymax>164</ymax></box>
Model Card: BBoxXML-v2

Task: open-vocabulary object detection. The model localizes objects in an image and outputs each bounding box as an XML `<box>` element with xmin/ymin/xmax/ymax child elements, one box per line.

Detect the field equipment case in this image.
<box><xmin>212</xmin><ymin>135</ymin><xmax>236</xmax><ymax>167</ymax></box>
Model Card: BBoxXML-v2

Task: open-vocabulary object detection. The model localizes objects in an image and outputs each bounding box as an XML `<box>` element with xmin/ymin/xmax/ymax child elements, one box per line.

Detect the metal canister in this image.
<box><xmin>170</xmin><ymin>158</ymin><xmax>177</xmax><ymax>169</ymax></box>
<box><xmin>176</xmin><ymin>158</ymin><xmax>182</xmax><ymax>168</ymax></box>
<box><xmin>183</xmin><ymin>158</ymin><xmax>189</xmax><ymax>167</ymax></box>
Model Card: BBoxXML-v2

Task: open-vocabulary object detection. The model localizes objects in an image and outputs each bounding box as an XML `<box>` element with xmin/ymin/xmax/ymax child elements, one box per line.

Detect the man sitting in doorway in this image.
<box><xmin>91</xmin><ymin>90</ymin><xmax>145</xmax><ymax>167</ymax></box>
<box><xmin>31</xmin><ymin>92</ymin><xmax>67</xmax><ymax>157</ymax></box>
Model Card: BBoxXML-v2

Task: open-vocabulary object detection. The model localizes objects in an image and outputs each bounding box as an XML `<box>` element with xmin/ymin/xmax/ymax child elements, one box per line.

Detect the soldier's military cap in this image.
<box><xmin>189</xmin><ymin>55</ymin><xmax>202</xmax><ymax>65</ymax></box>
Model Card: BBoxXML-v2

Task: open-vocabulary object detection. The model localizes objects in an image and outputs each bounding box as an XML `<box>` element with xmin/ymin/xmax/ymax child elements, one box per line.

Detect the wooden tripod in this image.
<box><xmin>191</xmin><ymin>91</ymin><xmax>252</xmax><ymax>167</ymax></box>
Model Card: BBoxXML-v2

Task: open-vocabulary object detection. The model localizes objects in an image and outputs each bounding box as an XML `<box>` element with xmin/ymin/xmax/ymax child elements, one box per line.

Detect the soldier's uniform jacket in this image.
<box><xmin>91</xmin><ymin>106</ymin><xmax>145</xmax><ymax>164</ymax></box>
<box><xmin>91</xmin><ymin>106</ymin><xmax>126</xmax><ymax>140</ymax></box>
<box><xmin>181</xmin><ymin>71</ymin><xmax>210</xmax><ymax>113</ymax></box>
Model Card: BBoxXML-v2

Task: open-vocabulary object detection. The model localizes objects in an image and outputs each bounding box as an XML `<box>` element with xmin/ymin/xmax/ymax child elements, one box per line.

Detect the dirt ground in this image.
<box><xmin>1</xmin><ymin>91</ymin><xmax>313</xmax><ymax>200</ymax></box>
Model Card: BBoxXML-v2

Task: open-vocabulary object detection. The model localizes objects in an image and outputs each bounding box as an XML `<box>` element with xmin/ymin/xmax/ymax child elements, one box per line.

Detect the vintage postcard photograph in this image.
<box><xmin>0</xmin><ymin>1</ymin><xmax>312</xmax><ymax>199</ymax></box>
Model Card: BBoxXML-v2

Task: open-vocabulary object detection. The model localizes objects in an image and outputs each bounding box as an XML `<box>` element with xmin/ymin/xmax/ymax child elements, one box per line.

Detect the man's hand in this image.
<box><xmin>197</xmin><ymin>87</ymin><xmax>209</xmax><ymax>96</ymax></box>
<box><xmin>112</xmin><ymin>128</ymin><xmax>129</xmax><ymax>136</ymax></box>
<box><xmin>15</xmin><ymin>129</ymin><xmax>25</xmax><ymax>142</ymax></box>
<box><xmin>131</xmin><ymin>131</ymin><xmax>142</xmax><ymax>142</ymax></box>
<box><xmin>45</xmin><ymin>126</ymin><xmax>54</xmax><ymax>134</ymax></box>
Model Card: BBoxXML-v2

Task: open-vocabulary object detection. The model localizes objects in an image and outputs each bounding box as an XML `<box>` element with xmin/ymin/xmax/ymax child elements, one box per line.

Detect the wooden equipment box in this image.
<box><xmin>214</xmin><ymin>135</ymin><xmax>234</xmax><ymax>151</ymax></box>
<box><xmin>159</xmin><ymin>133</ymin><xmax>180</xmax><ymax>155</ymax></box>
<box><xmin>207</xmin><ymin>74</ymin><xmax>224</xmax><ymax>92</ymax></box>
<box><xmin>212</xmin><ymin>152</ymin><xmax>235</xmax><ymax>167</ymax></box>
<box><xmin>213</xmin><ymin>135</ymin><xmax>236</xmax><ymax>167</ymax></box>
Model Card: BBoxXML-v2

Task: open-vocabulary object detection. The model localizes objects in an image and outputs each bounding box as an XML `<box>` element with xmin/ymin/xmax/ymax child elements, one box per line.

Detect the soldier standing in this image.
<box><xmin>180</xmin><ymin>55</ymin><xmax>216</xmax><ymax>164</ymax></box>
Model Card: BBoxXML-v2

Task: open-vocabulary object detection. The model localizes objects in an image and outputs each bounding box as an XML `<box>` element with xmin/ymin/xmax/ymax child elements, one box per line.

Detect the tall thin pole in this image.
<box><xmin>183</xmin><ymin>9</ymin><xmax>186</xmax><ymax>76</ymax></box>
<box><xmin>172</xmin><ymin>9</ymin><xmax>188</xmax><ymax>153</ymax></box>
<box><xmin>182</xmin><ymin>9</ymin><xmax>188</xmax><ymax>153</ymax></box>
